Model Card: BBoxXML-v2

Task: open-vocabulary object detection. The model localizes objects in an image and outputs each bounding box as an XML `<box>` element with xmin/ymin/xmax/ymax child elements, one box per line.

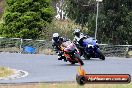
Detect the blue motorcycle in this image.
<box><xmin>82</xmin><ymin>37</ymin><xmax>105</xmax><ymax>60</ymax></box>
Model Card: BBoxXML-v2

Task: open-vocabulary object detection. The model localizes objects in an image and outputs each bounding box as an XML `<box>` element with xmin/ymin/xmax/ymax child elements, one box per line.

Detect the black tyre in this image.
<box><xmin>74</xmin><ymin>53</ymin><xmax>84</xmax><ymax>65</ymax></box>
<box><xmin>71</xmin><ymin>62</ymin><xmax>75</xmax><ymax>64</ymax></box>
<box><xmin>97</xmin><ymin>49</ymin><xmax>105</xmax><ymax>60</ymax></box>
<box><xmin>83</xmin><ymin>53</ymin><xmax>91</xmax><ymax>60</ymax></box>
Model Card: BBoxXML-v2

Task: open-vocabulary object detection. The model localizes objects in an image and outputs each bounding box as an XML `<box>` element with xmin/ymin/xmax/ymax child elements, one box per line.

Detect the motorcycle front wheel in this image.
<box><xmin>74</xmin><ymin>53</ymin><xmax>84</xmax><ymax>65</ymax></box>
<box><xmin>83</xmin><ymin>53</ymin><xmax>91</xmax><ymax>60</ymax></box>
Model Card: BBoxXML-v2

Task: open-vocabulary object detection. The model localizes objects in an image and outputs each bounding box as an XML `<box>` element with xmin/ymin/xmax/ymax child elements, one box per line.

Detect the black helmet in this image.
<box><xmin>59</xmin><ymin>37</ymin><xmax>64</xmax><ymax>43</ymax></box>
<box><xmin>73</xmin><ymin>29</ymin><xmax>80</xmax><ymax>37</ymax></box>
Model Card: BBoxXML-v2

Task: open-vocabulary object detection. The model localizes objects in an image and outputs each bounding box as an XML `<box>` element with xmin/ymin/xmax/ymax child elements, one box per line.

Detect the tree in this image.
<box><xmin>65</xmin><ymin>0</ymin><xmax>96</xmax><ymax>27</ymax></box>
<box><xmin>0</xmin><ymin>0</ymin><xmax>54</xmax><ymax>39</ymax></box>
<box><xmin>65</xmin><ymin>0</ymin><xmax>132</xmax><ymax>44</ymax></box>
<box><xmin>64</xmin><ymin>0</ymin><xmax>97</xmax><ymax>37</ymax></box>
<box><xmin>100</xmin><ymin>0</ymin><xmax>132</xmax><ymax>44</ymax></box>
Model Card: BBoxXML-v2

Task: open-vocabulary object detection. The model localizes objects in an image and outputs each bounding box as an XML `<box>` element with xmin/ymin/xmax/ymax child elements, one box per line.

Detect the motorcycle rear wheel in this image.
<box><xmin>97</xmin><ymin>49</ymin><xmax>105</xmax><ymax>60</ymax></box>
<box><xmin>71</xmin><ymin>62</ymin><xmax>75</xmax><ymax>64</ymax></box>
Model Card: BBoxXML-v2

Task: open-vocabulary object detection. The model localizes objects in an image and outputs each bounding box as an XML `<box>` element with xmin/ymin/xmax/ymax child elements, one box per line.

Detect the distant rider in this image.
<box><xmin>52</xmin><ymin>33</ymin><xmax>66</xmax><ymax>61</ymax></box>
<box><xmin>73</xmin><ymin>29</ymin><xmax>87</xmax><ymax>56</ymax></box>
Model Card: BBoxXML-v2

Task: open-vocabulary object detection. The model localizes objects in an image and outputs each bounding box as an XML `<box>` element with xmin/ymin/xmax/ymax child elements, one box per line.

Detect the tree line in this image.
<box><xmin>65</xmin><ymin>0</ymin><xmax>132</xmax><ymax>44</ymax></box>
<box><xmin>0</xmin><ymin>0</ymin><xmax>132</xmax><ymax>45</ymax></box>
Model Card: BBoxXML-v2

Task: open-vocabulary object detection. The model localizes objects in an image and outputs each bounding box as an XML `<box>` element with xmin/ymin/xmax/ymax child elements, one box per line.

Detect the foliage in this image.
<box><xmin>100</xmin><ymin>0</ymin><xmax>132</xmax><ymax>44</ymax></box>
<box><xmin>0</xmin><ymin>0</ymin><xmax>54</xmax><ymax>39</ymax></box>
<box><xmin>0</xmin><ymin>0</ymin><xmax>5</xmax><ymax>18</ymax></box>
<box><xmin>65</xmin><ymin>0</ymin><xmax>132</xmax><ymax>44</ymax></box>
<box><xmin>40</xmin><ymin>19</ymin><xmax>89</xmax><ymax>40</ymax></box>
<box><xmin>65</xmin><ymin>0</ymin><xmax>96</xmax><ymax>27</ymax></box>
<box><xmin>65</xmin><ymin>0</ymin><xmax>100</xmax><ymax>37</ymax></box>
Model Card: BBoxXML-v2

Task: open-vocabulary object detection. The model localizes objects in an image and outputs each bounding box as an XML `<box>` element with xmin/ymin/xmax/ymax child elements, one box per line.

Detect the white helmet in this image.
<box><xmin>74</xmin><ymin>29</ymin><xmax>80</xmax><ymax>33</ymax></box>
<box><xmin>53</xmin><ymin>33</ymin><xmax>59</xmax><ymax>38</ymax></box>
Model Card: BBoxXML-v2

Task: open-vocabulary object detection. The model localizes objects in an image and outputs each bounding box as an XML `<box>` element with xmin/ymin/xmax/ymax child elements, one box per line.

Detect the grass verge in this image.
<box><xmin>0</xmin><ymin>83</ymin><xmax>132</xmax><ymax>88</ymax></box>
<box><xmin>0</xmin><ymin>66</ymin><xmax>14</xmax><ymax>78</ymax></box>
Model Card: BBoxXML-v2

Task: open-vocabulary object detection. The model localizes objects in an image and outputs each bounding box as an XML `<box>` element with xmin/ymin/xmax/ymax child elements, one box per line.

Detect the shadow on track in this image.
<box><xmin>55</xmin><ymin>63</ymin><xmax>80</xmax><ymax>66</ymax></box>
<box><xmin>82</xmin><ymin>58</ymin><xmax>105</xmax><ymax>61</ymax></box>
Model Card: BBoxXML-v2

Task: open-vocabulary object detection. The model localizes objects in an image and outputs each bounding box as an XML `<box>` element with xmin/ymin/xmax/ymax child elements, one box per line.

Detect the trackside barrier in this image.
<box><xmin>99</xmin><ymin>44</ymin><xmax>132</xmax><ymax>58</ymax></box>
<box><xmin>0</xmin><ymin>37</ymin><xmax>53</xmax><ymax>54</ymax></box>
<box><xmin>0</xmin><ymin>37</ymin><xmax>132</xmax><ymax>57</ymax></box>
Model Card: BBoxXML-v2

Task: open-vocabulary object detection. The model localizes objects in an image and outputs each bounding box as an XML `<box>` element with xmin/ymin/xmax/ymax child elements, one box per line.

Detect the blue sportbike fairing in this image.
<box><xmin>82</xmin><ymin>37</ymin><xmax>105</xmax><ymax>60</ymax></box>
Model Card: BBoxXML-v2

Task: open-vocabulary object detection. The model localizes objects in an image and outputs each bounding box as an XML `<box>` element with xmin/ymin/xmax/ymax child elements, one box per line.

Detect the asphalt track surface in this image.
<box><xmin>0</xmin><ymin>53</ymin><xmax>132</xmax><ymax>83</ymax></box>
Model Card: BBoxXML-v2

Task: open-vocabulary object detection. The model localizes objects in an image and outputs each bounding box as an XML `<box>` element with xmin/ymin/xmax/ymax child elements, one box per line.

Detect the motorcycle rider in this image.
<box><xmin>73</xmin><ymin>29</ymin><xmax>87</xmax><ymax>56</ymax></box>
<box><xmin>52</xmin><ymin>33</ymin><xmax>67</xmax><ymax>61</ymax></box>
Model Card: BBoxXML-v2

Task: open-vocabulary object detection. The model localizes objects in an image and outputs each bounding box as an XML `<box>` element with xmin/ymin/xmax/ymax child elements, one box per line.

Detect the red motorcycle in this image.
<box><xmin>60</xmin><ymin>41</ymin><xmax>84</xmax><ymax>65</ymax></box>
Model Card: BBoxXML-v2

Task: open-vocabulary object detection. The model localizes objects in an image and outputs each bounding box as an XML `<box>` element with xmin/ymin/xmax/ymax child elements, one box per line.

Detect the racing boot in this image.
<box><xmin>62</xmin><ymin>55</ymin><xmax>67</xmax><ymax>62</ymax></box>
<box><xmin>58</xmin><ymin>56</ymin><xmax>63</xmax><ymax>60</ymax></box>
<box><xmin>57</xmin><ymin>52</ymin><xmax>63</xmax><ymax>60</ymax></box>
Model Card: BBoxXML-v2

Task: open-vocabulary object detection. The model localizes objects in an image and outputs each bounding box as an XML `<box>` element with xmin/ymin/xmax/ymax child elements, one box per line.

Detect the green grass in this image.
<box><xmin>40</xmin><ymin>83</ymin><xmax>132</xmax><ymax>88</ymax></box>
<box><xmin>0</xmin><ymin>83</ymin><xmax>132</xmax><ymax>88</ymax></box>
<box><xmin>128</xmin><ymin>51</ymin><xmax>132</xmax><ymax>55</ymax></box>
<box><xmin>0</xmin><ymin>66</ymin><xmax>14</xmax><ymax>78</ymax></box>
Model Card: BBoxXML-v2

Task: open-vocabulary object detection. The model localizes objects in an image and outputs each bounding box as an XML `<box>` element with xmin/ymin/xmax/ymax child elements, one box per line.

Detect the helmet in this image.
<box><xmin>53</xmin><ymin>33</ymin><xmax>59</xmax><ymax>37</ymax></box>
<box><xmin>53</xmin><ymin>33</ymin><xmax>59</xmax><ymax>42</ymax></box>
<box><xmin>73</xmin><ymin>29</ymin><xmax>80</xmax><ymax>37</ymax></box>
<box><xmin>59</xmin><ymin>37</ymin><xmax>64</xmax><ymax>43</ymax></box>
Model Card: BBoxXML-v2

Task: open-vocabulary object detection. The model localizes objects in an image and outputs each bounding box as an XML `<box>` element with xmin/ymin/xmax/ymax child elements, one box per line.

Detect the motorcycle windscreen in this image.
<box><xmin>83</xmin><ymin>37</ymin><xmax>97</xmax><ymax>46</ymax></box>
